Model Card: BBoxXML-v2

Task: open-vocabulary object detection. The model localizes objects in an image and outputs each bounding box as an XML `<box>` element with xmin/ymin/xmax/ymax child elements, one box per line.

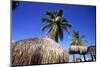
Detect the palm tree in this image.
<box><xmin>41</xmin><ymin>9</ymin><xmax>72</xmax><ymax>42</ymax></box>
<box><xmin>70</xmin><ymin>31</ymin><xmax>86</xmax><ymax>46</ymax></box>
<box><xmin>70</xmin><ymin>31</ymin><xmax>87</xmax><ymax>62</ymax></box>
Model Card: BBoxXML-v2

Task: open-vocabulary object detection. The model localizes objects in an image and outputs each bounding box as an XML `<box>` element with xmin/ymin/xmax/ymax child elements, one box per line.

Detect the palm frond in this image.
<box><xmin>57</xmin><ymin>9</ymin><xmax>63</xmax><ymax>17</ymax></box>
<box><xmin>53</xmin><ymin>11</ymin><xmax>57</xmax><ymax>17</ymax></box>
<box><xmin>61</xmin><ymin>24</ymin><xmax>72</xmax><ymax>34</ymax></box>
<box><xmin>41</xmin><ymin>24</ymin><xmax>52</xmax><ymax>31</ymax></box>
<box><xmin>48</xmin><ymin>27</ymin><xmax>53</xmax><ymax>33</ymax></box>
<box><xmin>45</xmin><ymin>11</ymin><xmax>55</xmax><ymax>19</ymax></box>
<box><xmin>63</xmin><ymin>23</ymin><xmax>72</xmax><ymax>28</ymax></box>
<box><xmin>62</xmin><ymin>18</ymin><xmax>69</xmax><ymax>23</ymax></box>
<box><xmin>41</xmin><ymin>18</ymin><xmax>53</xmax><ymax>23</ymax></box>
<box><xmin>61</xmin><ymin>18</ymin><xmax>72</xmax><ymax>28</ymax></box>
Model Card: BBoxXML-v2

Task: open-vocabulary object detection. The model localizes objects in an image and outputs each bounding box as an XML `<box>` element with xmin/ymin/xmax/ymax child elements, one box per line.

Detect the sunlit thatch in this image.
<box><xmin>69</xmin><ymin>45</ymin><xmax>88</xmax><ymax>54</ymax></box>
<box><xmin>11</xmin><ymin>37</ymin><xmax>69</xmax><ymax>66</ymax></box>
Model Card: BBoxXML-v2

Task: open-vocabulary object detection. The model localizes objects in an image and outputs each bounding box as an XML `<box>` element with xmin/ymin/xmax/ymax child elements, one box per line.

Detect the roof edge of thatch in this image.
<box><xmin>69</xmin><ymin>45</ymin><xmax>88</xmax><ymax>54</ymax></box>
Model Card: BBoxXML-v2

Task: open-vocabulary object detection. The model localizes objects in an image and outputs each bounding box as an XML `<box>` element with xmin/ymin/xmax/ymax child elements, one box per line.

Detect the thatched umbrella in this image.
<box><xmin>69</xmin><ymin>45</ymin><xmax>88</xmax><ymax>62</ymax></box>
<box><xmin>11</xmin><ymin>37</ymin><xmax>69</xmax><ymax>66</ymax></box>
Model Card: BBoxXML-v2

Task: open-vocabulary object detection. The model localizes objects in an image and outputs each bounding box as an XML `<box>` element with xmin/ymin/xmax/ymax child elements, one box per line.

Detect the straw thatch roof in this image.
<box><xmin>11</xmin><ymin>37</ymin><xmax>68</xmax><ymax>66</ymax></box>
<box><xmin>69</xmin><ymin>45</ymin><xmax>88</xmax><ymax>54</ymax></box>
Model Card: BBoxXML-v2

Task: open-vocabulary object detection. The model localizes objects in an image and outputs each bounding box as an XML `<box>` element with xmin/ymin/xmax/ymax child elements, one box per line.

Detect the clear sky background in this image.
<box><xmin>12</xmin><ymin>1</ymin><xmax>96</xmax><ymax>48</ymax></box>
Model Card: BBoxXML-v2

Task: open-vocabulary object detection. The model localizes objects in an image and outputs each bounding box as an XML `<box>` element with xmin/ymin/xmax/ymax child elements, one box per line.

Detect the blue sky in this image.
<box><xmin>12</xmin><ymin>2</ymin><xmax>96</xmax><ymax>48</ymax></box>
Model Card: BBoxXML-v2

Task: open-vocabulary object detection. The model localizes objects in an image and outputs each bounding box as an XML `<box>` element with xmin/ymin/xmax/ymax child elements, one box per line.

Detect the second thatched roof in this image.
<box><xmin>69</xmin><ymin>45</ymin><xmax>88</xmax><ymax>54</ymax></box>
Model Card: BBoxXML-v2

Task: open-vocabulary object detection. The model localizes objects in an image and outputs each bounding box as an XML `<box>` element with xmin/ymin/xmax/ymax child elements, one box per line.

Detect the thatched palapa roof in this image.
<box><xmin>69</xmin><ymin>45</ymin><xmax>88</xmax><ymax>54</ymax></box>
<box><xmin>11</xmin><ymin>37</ymin><xmax>69</xmax><ymax>66</ymax></box>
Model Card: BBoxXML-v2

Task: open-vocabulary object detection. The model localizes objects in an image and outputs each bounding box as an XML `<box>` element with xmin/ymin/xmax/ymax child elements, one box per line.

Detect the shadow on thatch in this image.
<box><xmin>11</xmin><ymin>37</ymin><xmax>69</xmax><ymax>66</ymax></box>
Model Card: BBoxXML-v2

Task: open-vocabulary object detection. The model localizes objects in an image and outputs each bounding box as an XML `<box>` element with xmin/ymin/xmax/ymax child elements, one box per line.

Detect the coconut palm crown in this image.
<box><xmin>41</xmin><ymin>9</ymin><xmax>72</xmax><ymax>42</ymax></box>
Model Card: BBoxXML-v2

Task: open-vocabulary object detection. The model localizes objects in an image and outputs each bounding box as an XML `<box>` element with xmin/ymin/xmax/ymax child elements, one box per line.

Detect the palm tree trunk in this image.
<box><xmin>51</xmin><ymin>34</ymin><xmax>58</xmax><ymax>42</ymax></box>
<box><xmin>50</xmin><ymin>31</ymin><xmax>58</xmax><ymax>42</ymax></box>
<box><xmin>50</xmin><ymin>25</ymin><xmax>58</xmax><ymax>42</ymax></box>
<box><xmin>55</xmin><ymin>33</ymin><xmax>58</xmax><ymax>42</ymax></box>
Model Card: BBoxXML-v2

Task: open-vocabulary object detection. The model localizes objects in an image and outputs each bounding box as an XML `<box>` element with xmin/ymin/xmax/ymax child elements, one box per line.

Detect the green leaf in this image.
<box><xmin>46</xmin><ymin>11</ymin><xmax>55</xmax><ymax>18</ymax></box>
<box><xmin>41</xmin><ymin>24</ymin><xmax>52</xmax><ymax>31</ymax></box>
<box><xmin>62</xmin><ymin>18</ymin><xmax>69</xmax><ymax>23</ymax></box>
<box><xmin>41</xmin><ymin>18</ymin><xmax>53</xmax><ymax>23</ymax></box>
<box><xmin>57</xmin><ymin>9</ymin><xmax>63</xmax><ymax>17</ymax></box>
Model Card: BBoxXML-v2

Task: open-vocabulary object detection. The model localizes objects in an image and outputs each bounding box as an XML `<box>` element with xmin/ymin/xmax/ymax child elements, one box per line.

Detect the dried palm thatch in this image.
<box><xmin>79</xmin><ymin>46</ymin><xmax>87</xmax><ymax>54</ymax></box>
<box><xmin>69</xmin><ymin>46</ymin><xmax>79</xmax><ymax>54</ymax></box>
<box><xmin>11</xmin><ymin>37</ymin><xmax>68</xmax><ymax>66</ymax></box>
<box><xmin>69</xmin><ymin>45</ymin><xmax>88</xmax><ymax>54</ymax></box>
